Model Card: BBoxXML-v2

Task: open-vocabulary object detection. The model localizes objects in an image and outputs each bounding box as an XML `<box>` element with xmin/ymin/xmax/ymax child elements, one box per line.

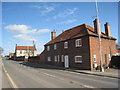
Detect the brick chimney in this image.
<box><xmin>93</xmin><ymin>18</ymin><xmax>101</xmax><ymax>34</ymax></box>
<box><xmin>51</xmin><ymin>30</ymin><xmax>56</xmax><ymax>40</ymax></box>
<box><xmin>104</xmin><ymin>22</ymin><xmax>111</xmax><ymax>37</ymax></box>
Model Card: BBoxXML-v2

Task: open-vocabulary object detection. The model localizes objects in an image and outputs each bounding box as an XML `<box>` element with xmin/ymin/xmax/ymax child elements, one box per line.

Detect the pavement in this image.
<box><xmin>20</xmin><ymin>62</ymin><xmax>119</xmax><ymax>79</ymax></box>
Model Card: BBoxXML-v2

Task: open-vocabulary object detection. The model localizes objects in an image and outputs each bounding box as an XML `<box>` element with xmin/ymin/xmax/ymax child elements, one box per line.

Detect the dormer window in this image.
<box><xmin>75</xmin><ymin>39</ymin><xmax>82</xmax><ymax>47</ymax></box>
<box><xmin>54</xmin><ymin>44</ymin><xmax>57</xmax><ymax>50</ymax></box>
<box><xmin>47</xmin><ymin>46</ymin><xmax>50</xmax><ymax>51</ymax></box>
<box><xmin>64</xmin><ymin>41</ymin><xmax>68</xmax><ymax>49</ymax></box>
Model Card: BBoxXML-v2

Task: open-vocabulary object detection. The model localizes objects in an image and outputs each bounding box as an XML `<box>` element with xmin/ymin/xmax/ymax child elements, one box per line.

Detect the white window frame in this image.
<box><xmin>47</xmin><ymin>46</ymin><xmax>50</xmax><ymax>51</ymax></box>
<box><xmin>61</xmin><ymin>55</ymin><xmax>64</xmax><ymax>62</ymax></box>
<box><xmin>93</xmin><ymin>55</ymin><xmax>97</xmax><ymax>62</ymax></box>
<box><xmin>47</xmin><ymin>57</ymin><xmax>51</xmax><ymax>62</ymax></box>
<box><xmin>54</xmin><ymin>44</ymin><xmax>57</xmax><ymax>50</ymax></box>
<box><xmin>75</xmin><ymin>56</ymin><xmax>82</xmax><ymax>63</ymax></box>
<box><xmin>64</xmin><ymin>41</ymin><xmax>68</xmax><ymax>49</ymax></box>
<box><xmin>54</xmin><ymin>56</ymin><xmax>57</xmax><ymax>62</ymax></box>
<box><xmin>75</xmin><ymin>39</ymin><xmax>82</xmax><ymax>47</ymax></box>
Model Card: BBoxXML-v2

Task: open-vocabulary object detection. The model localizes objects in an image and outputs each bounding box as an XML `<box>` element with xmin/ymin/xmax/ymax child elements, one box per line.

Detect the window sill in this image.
<box><xmin>76</xmin><ymin>46</ymin><xmax>82</xmax><ymax>47</ymax></box>
<box><xmin>75</xmin><ymin>61</ymin><xmax>82</xmax><ymax>63</ymax></box>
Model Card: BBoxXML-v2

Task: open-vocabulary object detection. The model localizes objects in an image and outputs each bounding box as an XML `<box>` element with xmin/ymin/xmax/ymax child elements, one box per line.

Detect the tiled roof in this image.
<box><xmin>45</xmin><ymin>24</ymin><xmax>116</xmax><ymax>45</ymax></box>
<box><xmin>16</xmin><ymin>46</ymin><xmax>36</xmax><ymax>50</ymax></box>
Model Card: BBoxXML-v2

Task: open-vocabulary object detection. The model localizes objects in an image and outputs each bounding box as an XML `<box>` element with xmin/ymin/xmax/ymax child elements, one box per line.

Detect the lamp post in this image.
<box><xmin>95</xmin><ymin>0</ymin><xmax>104</xmax><ymax>72</ymax></box>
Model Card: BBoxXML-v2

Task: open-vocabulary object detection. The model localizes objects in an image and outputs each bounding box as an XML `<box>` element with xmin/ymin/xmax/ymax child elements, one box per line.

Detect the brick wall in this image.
<box><xmin>89</xmin><ymin>36</ymin><xmax>116</xmax><ymax>70</ymax></box>
<box><xmin>45</xmin><ymin>36</ymin><xmax>91</xmax><ymax>70</ymax></box>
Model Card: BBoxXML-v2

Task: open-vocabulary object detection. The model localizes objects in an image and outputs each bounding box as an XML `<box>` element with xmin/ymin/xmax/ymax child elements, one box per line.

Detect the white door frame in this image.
<box><xmin>64</xmin><ymin>55</ymin><xmax>69</xmax><ymax>68</ymax></box>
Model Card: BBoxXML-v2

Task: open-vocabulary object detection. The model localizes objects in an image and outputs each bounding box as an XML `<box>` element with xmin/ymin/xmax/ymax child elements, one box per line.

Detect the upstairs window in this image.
<box><xmin>47</xmin><ymin>46</ymin><xmax>50</xmax><ymax>51</ymax></box>
<box><xmin>47</xmin><ymin>57</ymin><xmax>51</xmax><ymax>62</ymax></box>
<box><xmin>75</xmin><ymin>56</ymin><xmax>82</xmax><ymax>63</ymax></box>
<box><xmin>32</xmin><ymin>50</ymin><xmax>34</xmax><ymax>55</ymax></box>
<box><xmin>64</xmin><ymin>41</ymin><xmax>68</xmax><ymax>49</ymax></box>
<box><xmin>20</xmin><ymin>50</ymin><xmax>22</xmax><ymax>54</ymax></box>
<box><xmin>54</xmin><ymin>44</ymin><xmax>57</xmax><ymax>50</ymax></box>
<box><xmin>75</xmin><ymin>39</ymin><xmax>82</xmax><ymax>47</ymax></box>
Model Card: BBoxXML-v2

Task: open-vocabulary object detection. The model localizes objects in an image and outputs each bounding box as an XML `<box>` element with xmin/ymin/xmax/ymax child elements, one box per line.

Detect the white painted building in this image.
<box><xmin>15</xmin><ymin>45</ymin><xmax>37</xmax><ymax>57</ymax></box>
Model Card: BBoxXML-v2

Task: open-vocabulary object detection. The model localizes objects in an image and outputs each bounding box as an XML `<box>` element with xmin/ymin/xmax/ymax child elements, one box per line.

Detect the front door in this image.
<box><xmin>64</xmin><ymin>55</ymin><xmax>69</xmax><ymax>68</ymax></box>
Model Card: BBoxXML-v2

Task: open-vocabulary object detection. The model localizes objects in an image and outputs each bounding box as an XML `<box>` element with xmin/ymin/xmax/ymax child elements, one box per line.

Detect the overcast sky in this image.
<box><xmin>2</xmin><ymin>2</ymin><xmax>118</xmax><ymax>55</ymax></box>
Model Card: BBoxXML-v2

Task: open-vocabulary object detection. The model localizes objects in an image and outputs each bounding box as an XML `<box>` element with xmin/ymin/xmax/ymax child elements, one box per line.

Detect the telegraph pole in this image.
<box><xmin>95</xmin><ymin>0</ymin><xmax>104</xmax><ymax>72</ymax></box>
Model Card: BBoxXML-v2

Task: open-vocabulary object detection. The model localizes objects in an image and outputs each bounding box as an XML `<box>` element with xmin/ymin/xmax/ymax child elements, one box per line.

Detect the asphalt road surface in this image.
<box><xmin>2</xmin><ymin>57</ymin><xmax>119</xmax><ymax>89</ymax></box>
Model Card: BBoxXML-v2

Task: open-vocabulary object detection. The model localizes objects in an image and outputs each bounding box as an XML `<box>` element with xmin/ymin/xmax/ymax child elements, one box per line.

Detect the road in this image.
<box><xmin>2</xmin><ymin>57</ymin><xmax>119</xmax><ymax>89</ymax></box>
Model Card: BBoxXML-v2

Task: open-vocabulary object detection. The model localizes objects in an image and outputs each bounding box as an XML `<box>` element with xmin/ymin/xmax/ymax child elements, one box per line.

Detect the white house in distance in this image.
<box><xmin>15</xmin><ymin>44</ymin><xmax>38</xmax><ymax>58</ymax></box>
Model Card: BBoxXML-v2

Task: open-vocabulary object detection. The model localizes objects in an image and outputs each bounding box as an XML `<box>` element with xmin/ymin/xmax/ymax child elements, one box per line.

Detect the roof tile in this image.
<box><xmin>16</xmin><ymin>46</ymin><xmax>36</xmax><ymax>50</ymax></box>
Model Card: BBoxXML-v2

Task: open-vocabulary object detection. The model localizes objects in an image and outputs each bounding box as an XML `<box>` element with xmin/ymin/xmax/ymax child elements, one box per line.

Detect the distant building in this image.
<box><xmin>14</xmin><ymin>44</ymin><xmax>37</xmax><ymax>60</ymax></box>
<box><xmin>116</xmin><ymin>49</ymin><xmax>120</xmax><ymax>56</ymax></box>
<box><xmin>44</xmin><ymin>19</ymin><xmax>116</xmax><ymax>70</ymax></box>
<box><xmin>9</xmin><ymin>53</ymin><xmax>14</xmax><ymax>59</ymax></box>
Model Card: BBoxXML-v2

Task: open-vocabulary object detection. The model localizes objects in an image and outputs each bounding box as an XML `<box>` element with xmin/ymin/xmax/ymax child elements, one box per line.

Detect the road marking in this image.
<box><xmin>39</xmin><ymin>71</ymin><xmax>97</xmax><ymax>89</ymax></box>
<box><xmin>2</xmin><ymin>61</ymin><xmax>18</xmax><ymax>88</ymax></box>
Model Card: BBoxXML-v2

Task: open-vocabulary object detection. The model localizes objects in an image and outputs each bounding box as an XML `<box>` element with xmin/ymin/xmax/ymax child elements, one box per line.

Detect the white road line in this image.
<box><xmin>2</xmin><ymin>61</ymin><xmax>18</xmax><ymax>88</ymax></box>
<box><xmin>39</xmin><ymin>71</ymin><xmax>97</xmax><ymax>89</ymax></box>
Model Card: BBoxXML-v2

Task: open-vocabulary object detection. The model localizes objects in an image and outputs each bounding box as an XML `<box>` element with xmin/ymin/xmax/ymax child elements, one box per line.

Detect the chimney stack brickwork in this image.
<box><xmin>93</xmin><ymin>18</ymin><xmax>101</xmax><ymax>35</ymax></box>
<box><xmin>104</xmin><ymin>22</ymin><xmax>111</xmax><ymax>37</ymax></box>
<box><xmin>51</xmin><ymin>30</ymin><xmax>56</xmax><ymax>40</ymax></box>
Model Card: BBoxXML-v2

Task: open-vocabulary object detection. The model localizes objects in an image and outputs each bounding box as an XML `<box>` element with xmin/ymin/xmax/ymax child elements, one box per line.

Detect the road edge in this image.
<box><xmin>1</xmin><ymin>61</ymin><xmax>18</xmax><ymax>88</ymax></box>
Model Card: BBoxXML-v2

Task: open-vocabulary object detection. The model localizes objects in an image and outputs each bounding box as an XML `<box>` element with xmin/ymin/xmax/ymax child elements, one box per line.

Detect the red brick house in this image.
<box><xmin>44</xmin><ymin>19</ymin><xmax>116</xmax><ymax>70</ymax></box>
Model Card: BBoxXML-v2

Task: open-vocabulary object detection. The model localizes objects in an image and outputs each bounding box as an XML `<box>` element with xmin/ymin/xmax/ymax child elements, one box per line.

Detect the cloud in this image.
<box><xmin>37</xmin><ymin>29</ymin><xmax>50</xmax><ymax>33</ymax></box>
<box><xmin>31</xmin><ymin>4</ymin><xmax>56</xmax><ymax>15</ymax></box>
<box><xmin>5</xmin><ymin>24</ymin><xmax>35</xmax><ymax>34</ymax></box>
<box><xmin>58</xmin><ymin>19</ymin><xmax>76</xmax><ymax>24</ymax></box>
<box><xmin>13</xmin><ymin>34</ymin><xmax>37</xmax><ymax>41</ymax></box>
<box><xmin>53</xmin><ymin>8</ymin><xmax>77</xmax><ymax>19</ymax></box>
<box><xmin>5</xmin><ymin>24</ymin><xmax>50</xmax><ymax>34</ymax></box>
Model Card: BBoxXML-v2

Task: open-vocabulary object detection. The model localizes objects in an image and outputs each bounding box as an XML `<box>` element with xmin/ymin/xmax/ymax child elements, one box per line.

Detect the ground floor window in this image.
<box><xmin>93</xmin><ymin>55</ymin><xmax>97</xmax><ymax>62</ymax></box>
<box><xmin>108</xmin><ymin>54</ymin><xmax>111</xmax><ymax>61</ymax></box>
<box><xmin>54</xmin><ymin>55</ymin><xmax>60</xmax><ymax>62</ymax></box>
<box><xmin>54</xmin><ymin>56</ymin><xmax>57</xmax><ymax>62</ymax></box>
<box><xmin>75</xmin><ymin>56</ymin><xmax>82</xmax><ymax>63</ymax></box>
<box><xmin>47</xmin><ymin>57</ymin><xmax>51</xmax><ymax>61</ymax></box>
